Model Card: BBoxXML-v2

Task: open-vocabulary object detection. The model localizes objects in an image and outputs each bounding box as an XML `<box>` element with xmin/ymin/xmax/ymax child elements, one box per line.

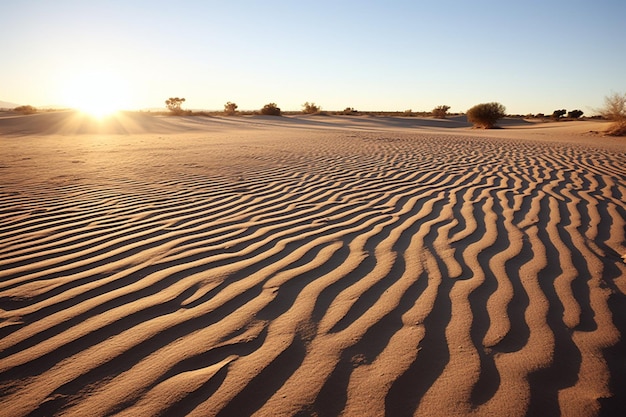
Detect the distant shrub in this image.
<box><xmin>466</xmin><ymin>102</ymin><xmax>506</xmax><ymax>128</ymax></box>
<box><xmin>343</xmin><ymin>107</ymin><xmax>357</xmax><ymax>115</ymax></box>
<box><xmin>302</xmin><ymin>102</ymin><xmax>320</xmax><ymax>114</ymax></box>
<box><xmin>260</xmin><ymin>102</ymin><xmax>281</xmax><ymax>116</ymax></box>
<box><xmin>432</xmin><ymin>105</ymin><xmax>450</xmax><ymax>119</ymax></box>
<box><xmin>224</xmin><ymin>101</ymin><xmax>238</xmax><ymax>116</ymax></box>
<box><xmin>165</xmin><ymin>97</ymin><xmax>186</xmax><ymax>114</ymax></box>
<box><xmin>14</xmin><ymin>105</ymin><xmax>37</xmax><ymax>114</ymax></box>
<box><xmin>552</xmin><ymin>109</ymin><xmax>567</xmax><ymax>120</ymax></box>
<box><xmin>567</xmin><ymin>109</ymin><xmax>583</xmax><ymax>119</ymax></box>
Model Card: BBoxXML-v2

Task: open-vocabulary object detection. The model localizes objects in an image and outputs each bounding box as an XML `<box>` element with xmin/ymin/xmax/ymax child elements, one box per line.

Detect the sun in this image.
<box><xmin>79</xmin><ymin>99</ymin><xmax>119</xmax><ymax>119</ymax></box>
<box><xmin>63</xmin><ymin>70</ymin><xmax>129</xmax><ymax>118</ymax></box>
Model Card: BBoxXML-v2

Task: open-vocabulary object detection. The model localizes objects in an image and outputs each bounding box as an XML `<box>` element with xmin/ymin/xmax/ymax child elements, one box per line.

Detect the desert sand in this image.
<box><xmin>1</xmin><ymin>111</ymin><xmax>625</xmax><ymax>416</ymax></box>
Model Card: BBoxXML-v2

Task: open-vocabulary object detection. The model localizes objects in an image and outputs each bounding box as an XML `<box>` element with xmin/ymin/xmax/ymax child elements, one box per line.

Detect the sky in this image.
<box><xmin>1</xmin><ymin>0</ymin><xmax>624</xmax><ymax>115</ymax></box>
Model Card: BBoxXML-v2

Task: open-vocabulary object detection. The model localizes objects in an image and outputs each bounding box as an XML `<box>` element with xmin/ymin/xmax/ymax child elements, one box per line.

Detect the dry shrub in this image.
<box><xmin>165</xmin><ymin>97</ymin><xmax>186</xmax><ymax>114</ymax></box>
<box><xmin>260</xmin><ymin>103</ymin><xmax>281</xmax><ymax>116</ymax></box>
<box><xmin>599</xmin><ymin>92</ymin><xmax>625</xmax><ymax>121</ymax></box>
<box><xmin>466</xmin><ymin>102</ymin><xmax>506</xmax><ymax>128</ymax></box>
<box><xmin>598</xmin><ymin>92</ymin><xmax>626</xmax><ymax>136</ymax></box>
<box><xmin>432</xmin><ymin>105</ymin><xmax>450</xmax><ymax>119</ymax></box>
<box><xmin>606</xmin><ymin>120</ymin><xmax>626</xmax><ymax>136</ymax></box>
<box><xmin>224</xmin><ymin>101</ymin><xmax>238</xmax><ymax>116</ymax></box>
<box><xmin>302</xmin><ymin>102</ymin><xmax>320</xmax><ymax>114</ymax></box>
<box><xmin>14</xmin><ymin>105</ymin><xmax>37</xmax><ymax>114</ymax></box>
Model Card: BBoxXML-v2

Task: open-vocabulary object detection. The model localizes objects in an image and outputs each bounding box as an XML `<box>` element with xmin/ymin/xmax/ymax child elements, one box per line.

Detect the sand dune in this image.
<box><xmin>1</xmin><ymin>113</ymin><xmax>625</xmax><ymax>416</ymax></box>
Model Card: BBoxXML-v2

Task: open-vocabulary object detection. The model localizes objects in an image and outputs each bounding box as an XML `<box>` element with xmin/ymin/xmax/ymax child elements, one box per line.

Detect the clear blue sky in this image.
<box><xmin>1</xmin><ymin>0</ymin><xmax>624</xmax><ymax>114</ymax></box>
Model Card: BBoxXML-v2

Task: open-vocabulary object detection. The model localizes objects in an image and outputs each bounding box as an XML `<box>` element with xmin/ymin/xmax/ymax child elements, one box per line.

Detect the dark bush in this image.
<box><xmin>466</xmin><ymin>102</ymin><xmax>506</xmax><ymax>128</ymax></box>
<box><xmin>224</xmin><ymin>101</ymin><xmax>238</xmax><ymax>116</ymax></box>
<box><xmin>567</xmin><ymin>109</ymin><xmax>584</xmax><ymax>119</ymax></box>
<box><xmin>432</xmin><ymin>105</ymin><xmax>450</xmax><ymax>119</ymax></box>
<box><xmin>260</xmin><ymin>103</ymin><xmax>281</xmax><ymax>116</ymax></box>
<box><xmin>165</xmin><ymin>97</ymin><xmax>185</xmax><ymax>114</ymax></box>
<box><xmin>14</xmin><ymin>105</ymin><xmax>37</xmax><ymax>114</ymax></box>
<box><xmin>552</xmin><ymin>109</ymin><xmax>567</xmax><ymax>120</ymax></box>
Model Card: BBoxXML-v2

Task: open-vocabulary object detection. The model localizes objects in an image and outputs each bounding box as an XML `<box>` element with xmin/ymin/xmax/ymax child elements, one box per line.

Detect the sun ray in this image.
<box><xmin>62</xmin><ymin>70</ymin><xmax>129</xmax><ymax>118</ymax></box>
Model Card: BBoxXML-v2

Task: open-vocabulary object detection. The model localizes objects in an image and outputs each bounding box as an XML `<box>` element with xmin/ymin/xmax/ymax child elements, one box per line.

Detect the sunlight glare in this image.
<box><xmin>63</xmin><ymin>70</ymin><xmax>129</xmax><ymax>118</ymax></box>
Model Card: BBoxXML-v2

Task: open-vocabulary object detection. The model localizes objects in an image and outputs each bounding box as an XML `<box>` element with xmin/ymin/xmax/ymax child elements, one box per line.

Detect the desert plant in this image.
<box><xmin>567</xmin><ymin>109</ymin><xmax>584</xmax><ymax>119</ymax></box>
<box><xmin>260</xmin><ymin>102</ymin><xmax>281</xmax><ymax>116</ymax></box>
<box><xmin>224</xmin><ymin>101</ymin><xmax>238</xmax><ymax>116</ymax></box>
<box><xmin>302</xmin><ymin>102</ymin><xmax>320</xmax><ymax>114</ymax></box>
<box><xmin>343</xmin><ymin>107</ymin><xmax>357</xmax><ymax>115</ymax></box>
<box><xmin>14</xmin><ymin>105</ymin><xmax>37</xmax><ymax>114</ymax></box>
<box><xmin>598</xmin><ymin>92</ymin><xmax>626</xmax><ymax>121</ymax></box>
<box><xmin>598</xmin><ymin>92</ymin><xmax>626</xmax><ymax>136</ymax></box>
<box><xmin>466</xmin><ymin>102</ymin><xmax>506</xmax><ymax>128</ymax></box>
<box><xmin>165</xmin><ymin>97</ymin><xmax>186</xmax><ymax>114</ymax></box>
<box><xmin>552</xmin><ymin>109</ymin><xmax>567</xmax><ymax>120</ymax></box>
<box><xmin>605</xmin><ymin>120</ymin><xmax>626</xmax><ymax>136</ymax></box>
<box><xmin>432</xmin><ymin>105</ymin><xmax>450</xmax><ymax>118</ymax></box>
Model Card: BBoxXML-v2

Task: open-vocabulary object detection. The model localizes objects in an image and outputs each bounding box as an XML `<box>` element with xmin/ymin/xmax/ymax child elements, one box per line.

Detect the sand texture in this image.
<box><xmin>1</xmin><ymin>112</ymin><xmax>625</xmax><ymax>416</ymax></box>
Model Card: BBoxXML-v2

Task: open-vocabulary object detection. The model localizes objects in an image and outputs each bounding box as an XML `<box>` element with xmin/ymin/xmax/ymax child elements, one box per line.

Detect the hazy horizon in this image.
<box><xmin>1</xmin><ymin>0</ymin><xmax>624</xmax><ymax>115</ymax></box>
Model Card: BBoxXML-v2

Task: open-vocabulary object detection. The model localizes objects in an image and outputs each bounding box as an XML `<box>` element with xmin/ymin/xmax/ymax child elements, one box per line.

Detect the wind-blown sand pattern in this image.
<box><xmin>1</xmin><ymin>112</ymin><xmax>625</xmax><ymax>416</ymax></box>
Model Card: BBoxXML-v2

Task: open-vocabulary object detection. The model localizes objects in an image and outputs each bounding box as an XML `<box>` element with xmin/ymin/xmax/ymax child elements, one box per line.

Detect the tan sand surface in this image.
<box><xmin>1</xmin><ymin>112</ymin><xmax>625</xmax><ymax>416</ymax></box>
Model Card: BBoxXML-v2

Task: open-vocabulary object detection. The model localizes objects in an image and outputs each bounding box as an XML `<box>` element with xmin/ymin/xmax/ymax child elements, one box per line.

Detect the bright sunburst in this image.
<box><xmin>63</xmin><ymin>70</ymin><xmax>128</xmax><ymax>118</ymax></box>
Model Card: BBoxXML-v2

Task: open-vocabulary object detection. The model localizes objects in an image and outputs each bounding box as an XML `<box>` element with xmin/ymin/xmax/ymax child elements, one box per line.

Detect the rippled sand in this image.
<box><xmin>1</xmin><ymin>112</ymin><xmax>625</xmax><ymax>416</ymax></box>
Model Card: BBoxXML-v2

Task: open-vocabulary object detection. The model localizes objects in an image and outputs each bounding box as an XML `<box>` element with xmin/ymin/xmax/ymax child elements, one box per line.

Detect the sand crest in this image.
<box><xmin>0</xmin><ymin>113</ymin><xmax>625</xmax><ymax>416</ymax></box>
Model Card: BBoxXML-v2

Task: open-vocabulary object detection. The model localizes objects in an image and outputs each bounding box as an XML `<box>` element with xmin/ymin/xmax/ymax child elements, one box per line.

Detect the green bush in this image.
<box><xmin>260</xmin><ymin>103</ymin><xmax>281</xmax><ymax>116</ymax></box>
<box><xmin>466</xmin><ymin>102</ymin><xmax>506</xmax><ymax>128</ymax></box>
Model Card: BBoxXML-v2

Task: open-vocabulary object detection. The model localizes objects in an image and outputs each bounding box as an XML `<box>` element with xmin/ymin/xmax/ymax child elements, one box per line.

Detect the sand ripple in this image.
<box><xmin>1</xmin><ymin>130</ymin><xmax>625</xmax><ymax>416</ymax></box>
